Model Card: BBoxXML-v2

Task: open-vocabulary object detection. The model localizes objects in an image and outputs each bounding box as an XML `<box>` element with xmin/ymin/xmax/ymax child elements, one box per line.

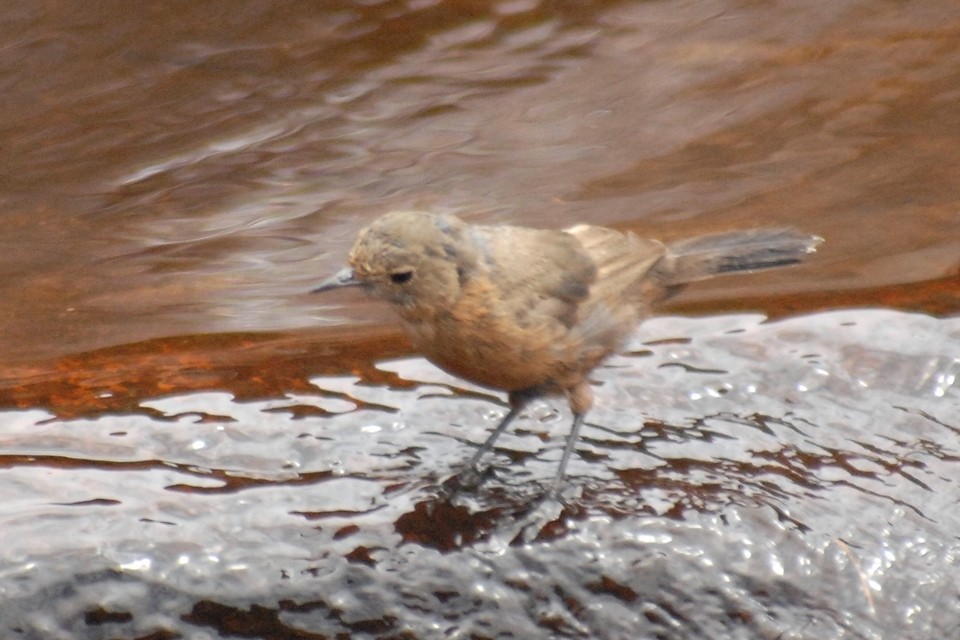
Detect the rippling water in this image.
<box><xmin>2</xmin><ymin>311</ymin><xmax>958</xmax><ymax>638</ymax></box>
<box><xmin>1</xmin><ymin>1</ymin><xmax>959</xmax><ymax>638</ymax></box>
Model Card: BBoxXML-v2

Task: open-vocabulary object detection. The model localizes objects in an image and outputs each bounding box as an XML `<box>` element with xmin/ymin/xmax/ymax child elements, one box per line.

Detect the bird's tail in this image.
<box><xmin>655</xmin><ymin>229</ymin><xmax>822</xmax><ymax>286</ymax></box>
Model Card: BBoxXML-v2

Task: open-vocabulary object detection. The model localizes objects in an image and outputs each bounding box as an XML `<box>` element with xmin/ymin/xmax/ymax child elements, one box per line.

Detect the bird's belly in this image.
<box><xmin>401</xmin><ymin>316</ymin><xmax>560</xmax><ymax>392</ymax></box>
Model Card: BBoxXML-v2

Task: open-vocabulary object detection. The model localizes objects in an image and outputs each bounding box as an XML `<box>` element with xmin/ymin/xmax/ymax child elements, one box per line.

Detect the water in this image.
<box><xmin>1</xmin><ymin>1</ymin><xmax>958</xmax><ymax>638</ymax></box>
<box><xmin>1</xmin><ymin>311</ymin><xmax>957</xmax><ymax>638</ymax></box>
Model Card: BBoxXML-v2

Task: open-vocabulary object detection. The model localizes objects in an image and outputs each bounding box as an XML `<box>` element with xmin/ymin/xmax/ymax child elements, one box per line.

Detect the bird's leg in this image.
<box><xmin>545</xmin><ymin>381</ymin><xmax>594</xmax><ymax>498</ymax></box>
<box><xmin>455</xmin><ymin>390</ymin><xmax>534</xmax><ymax>487</ymax></box>
<box><xmin>549</xmin><ymin>411</ymin><xmax>586</xmax><ymax>498</ymax></box>
<box><xmin>505</xmin><ymin>408</ymin><xmax>587</xmax><ymax>541</ymax></box>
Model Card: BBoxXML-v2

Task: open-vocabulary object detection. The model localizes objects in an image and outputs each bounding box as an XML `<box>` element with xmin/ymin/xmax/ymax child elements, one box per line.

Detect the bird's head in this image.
<box><xmin>313</xmin><ymin>210</ymin><xmax>479</xmax><ymax>312</ymax></box>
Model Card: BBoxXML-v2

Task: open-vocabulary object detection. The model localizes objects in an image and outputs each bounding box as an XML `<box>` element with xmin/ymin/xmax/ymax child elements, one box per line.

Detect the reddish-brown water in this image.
<box><xmin>1</xmin><ymin>1</ymin><xmax>958</xmax><ymax>638</ymax></box>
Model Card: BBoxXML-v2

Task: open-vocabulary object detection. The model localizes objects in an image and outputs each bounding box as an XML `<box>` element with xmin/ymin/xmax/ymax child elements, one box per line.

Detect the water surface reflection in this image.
<box><xmin>1</xmin><ymin>0</ymin><xmax>958</xmax><ymax>362</ymax></box>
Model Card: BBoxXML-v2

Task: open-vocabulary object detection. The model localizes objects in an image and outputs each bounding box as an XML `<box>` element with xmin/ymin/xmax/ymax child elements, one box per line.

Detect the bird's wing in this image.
<box><xmin>560</xmin><ymin>225</ymin><xmax>668</xmax><ymax>363</ymax></box>
<box><xmin>564</xmin><ymin>224</ymin><xmax>666</xmax><ymax>306</ymax></box>
<box><xmin>470</xmin><ymin>225</ymin><xmax>597</xmax><ymax>329</ymax></box>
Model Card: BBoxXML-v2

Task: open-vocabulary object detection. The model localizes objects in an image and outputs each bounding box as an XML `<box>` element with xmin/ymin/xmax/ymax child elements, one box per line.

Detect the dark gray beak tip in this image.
<box><xmin>311</xmin><ymin>267</ymin><xmax>361</xmax><ymax>294</ymax></box>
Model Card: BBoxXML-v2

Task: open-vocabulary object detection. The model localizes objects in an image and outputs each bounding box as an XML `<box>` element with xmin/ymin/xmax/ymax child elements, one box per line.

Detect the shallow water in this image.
<box><xmin>1</xmin><ymin>1</ymin><xmax>959</xmax><ymax>638</ymax></box>
<box><xmin>2</xmin><ymin>311</ymin><xmax>958</xmax><ymax>638</ymax></box>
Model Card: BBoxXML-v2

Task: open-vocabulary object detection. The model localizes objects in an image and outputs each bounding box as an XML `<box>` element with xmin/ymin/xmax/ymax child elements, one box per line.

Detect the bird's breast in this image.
<box><xmin>396</xmin><ymin>280</ymin><xmax>569</xmax><ymax>392</ymax></box>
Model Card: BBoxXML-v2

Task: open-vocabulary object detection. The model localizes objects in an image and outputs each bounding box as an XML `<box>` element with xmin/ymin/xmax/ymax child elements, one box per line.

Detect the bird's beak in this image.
<box><xmin>311</xmin><ymin>267</ymin><xmax>362</xmax><ymax>293</ymax></box>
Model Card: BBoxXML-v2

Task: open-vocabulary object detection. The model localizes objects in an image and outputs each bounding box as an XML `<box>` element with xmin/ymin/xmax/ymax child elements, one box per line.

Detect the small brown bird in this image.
<box><xmin>314</xmin><ymin>211</ymin><xmax>819</xmax><ymax>494</ymax></box>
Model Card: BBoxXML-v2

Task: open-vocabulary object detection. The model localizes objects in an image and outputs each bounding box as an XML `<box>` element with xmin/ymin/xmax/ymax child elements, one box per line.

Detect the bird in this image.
<box><xmin>313</xmin><ymin>210</ymin><xmax>820</xmax><ymax>495</ymax></box>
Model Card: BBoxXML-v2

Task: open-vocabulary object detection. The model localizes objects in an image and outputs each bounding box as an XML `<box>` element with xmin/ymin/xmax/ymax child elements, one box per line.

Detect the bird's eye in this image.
<box><xmin>390</xmin><ymin>270</ymin><xmax>414</xmax><ymax>284</ymax></box>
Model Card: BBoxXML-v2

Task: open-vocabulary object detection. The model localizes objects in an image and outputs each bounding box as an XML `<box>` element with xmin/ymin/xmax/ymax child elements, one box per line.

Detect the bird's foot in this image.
<box><xmin>454</xmin><ymin>465</ymin><xmax>486</xmax><ymax>489</ymax></box>
<box><xmin>480</xmin><ymin>491</ymin><xmax>574</xmax><ymax>546</ymax></box>
<box><xmin>544</xmin><ymin>476</ymin><xmax>582</xmax><ymax>503</ymax></box>
<box><xmin>515</xmin><ymin>495</ymin><xmax>565</xmax><ymax>542</ymax></box>
<box><xmin>436</xmin><ymin>463</ymin><xmax>489</xmax><ymax>499</ymax></box>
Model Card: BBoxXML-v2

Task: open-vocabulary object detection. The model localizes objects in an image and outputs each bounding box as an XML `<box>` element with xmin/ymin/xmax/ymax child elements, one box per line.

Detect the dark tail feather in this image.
<box><xmin>656</xmin><ymin>229</ymin><xmax>822</xmax><ymax>286</ymax></box>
